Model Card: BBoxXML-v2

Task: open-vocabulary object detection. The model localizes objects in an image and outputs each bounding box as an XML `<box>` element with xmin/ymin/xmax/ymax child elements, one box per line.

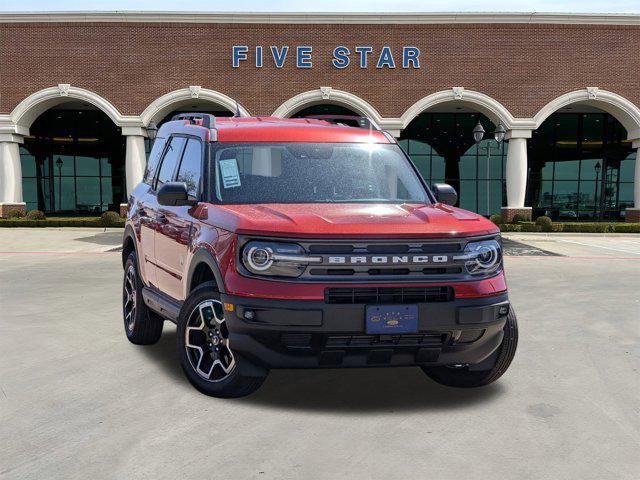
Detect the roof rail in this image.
<box><xmin>305</xmin><ymin>114</ymin><xmax>381</xmax><ymax>131</ymax></box>
<box><xmin>171</xmin><ymin>112</ymin><xmax>216</xmax><ymax>129</ymax></box>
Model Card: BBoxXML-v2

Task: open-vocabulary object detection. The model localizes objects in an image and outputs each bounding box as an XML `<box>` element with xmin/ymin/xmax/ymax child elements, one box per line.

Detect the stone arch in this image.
<box><xmin>140</xmin><ymin>87</ymin><xmax>249</xmax><ymax>126</ymax></box>
<box><xmin>272</xmin><ymin>88</ymin><xmax>384</xmax><ymax>124</ymax></box>
<box><xmin>10</xmin><ymin>85</ymin><xmax>127</xmax><ymax>128</ymax></box>
<box><xmin>400</xmin><ymin>88</ymin><xmax>516</xmax><ymax>130</ymax></box>
<box><xmin>533</xmin><ymin>88</ymin><xmax>640</xmax><ymax>139</ymax></box>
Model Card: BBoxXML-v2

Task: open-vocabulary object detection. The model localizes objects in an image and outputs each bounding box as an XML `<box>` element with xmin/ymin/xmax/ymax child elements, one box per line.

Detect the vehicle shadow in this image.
<box><xmin>141</xmin><ymin>328</ymin><xmax>185</xmax><ymax>383</ymax></box>
<box><xmin>143</xmin><ymin>328</ymin><xmax>504</xmax><ymax>413</ymax></box>
<box><xmin>245</xmin><ymin>369</ymin><xmax>503</xmax><ymax>413</ymax></box>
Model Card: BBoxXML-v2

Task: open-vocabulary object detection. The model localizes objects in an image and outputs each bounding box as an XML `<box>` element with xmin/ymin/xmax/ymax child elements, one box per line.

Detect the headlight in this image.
<box><xmin>241</xmin><ymin>241</ymin><xmax>322</xmax><ymax>278</ymax></box>
<box><xmin>460</xmin><ymin>239</ymin><xmax>502</xmax><ymax>276</ymax></box>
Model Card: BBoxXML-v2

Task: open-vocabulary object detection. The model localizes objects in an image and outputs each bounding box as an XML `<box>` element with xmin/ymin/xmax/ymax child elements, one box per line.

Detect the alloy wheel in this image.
<box><xmin>184</xmin><ymin>300</ymin><xmax>236</xmax><ymax>382</ymax></box>
<box><xmin>123</xmin><ymin>265</ymin><xmax>137</xmax><ymax>332</ymax></box>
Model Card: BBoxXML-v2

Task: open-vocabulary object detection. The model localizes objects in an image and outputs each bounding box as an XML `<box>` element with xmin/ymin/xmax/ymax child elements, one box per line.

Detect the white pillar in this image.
<box><xmin>502</xmin><ymin>129</ymin><xmax>532</xmax><ymax>221</ymax></box>
<box><xmin>505</xmin><ymin>137</ymin><xmax>527</xmax><ymax>207</ymax></box>
<box><xmin>634</xmin><ymin>147</ymin><xmax>640</xmax><ymax>208</ymax></box>
<box><xmin>626</xmin><ymin>144</ymin><xmax>640</xmax><ymax>222</ymax></box>
<box><xmin>0</xmin><ymin>134</ymin><xmax>26</xmax><ymax>218</ymax></box>
<box><xmin>122</xmin><ymin>127</ymin><xmax>148</xmax><ymax>197</ymax></box>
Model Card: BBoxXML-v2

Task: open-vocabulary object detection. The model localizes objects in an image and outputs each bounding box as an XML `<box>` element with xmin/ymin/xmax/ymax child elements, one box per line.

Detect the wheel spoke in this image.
<box><xmin>123</xmin><ymin>265</ymin><xmax>137</xmax><ymax>331</ymax></box>
<box><xmin>185</xmin><ymin>298</ymin><xmax>236</xmax><ymax>382</ymax></box>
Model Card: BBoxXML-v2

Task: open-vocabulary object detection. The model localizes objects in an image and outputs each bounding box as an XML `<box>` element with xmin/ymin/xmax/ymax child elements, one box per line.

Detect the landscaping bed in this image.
<box><xmin>490</xmin><ymin>214</ymin><xmax>640</xmax><ymax>233</ymax></box>
<box><xmin>0</xmin><ymin>211</ymin><xmax>124</xmax><ymax>228</ymax></box>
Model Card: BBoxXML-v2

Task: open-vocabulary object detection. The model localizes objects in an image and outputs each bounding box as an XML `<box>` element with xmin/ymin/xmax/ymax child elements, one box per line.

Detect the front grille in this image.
<box><xmin>325</xmin><ymin>333</ymin><xmax>447</xmax><ymax>348</ymax></box>
<box><xmin>301</xmin><ymin>239</ymin><xmax>468</xmax><ymax>281</ymax></box>
<box><xmin>325</xmin><ymin>286</ymin><xmax>454</xmax><ymax>304</ymax></box>
<box><xmin>279</xmin><ymin>332</ymin><xmax>449</xmax><ymax>350</ymax></box>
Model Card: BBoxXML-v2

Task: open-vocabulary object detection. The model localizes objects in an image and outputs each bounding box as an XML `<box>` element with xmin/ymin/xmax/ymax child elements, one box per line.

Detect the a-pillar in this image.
<box><xmin>121</xmin><ymin>127</ymin><xmax>148</xmax><ymax>217</ymax></box>
<box><xmin>0</xmin><ymin>133</ymin><xmax>26</xmax><ymax>219</ymax></box>
<box><xmin>501</xmin><ymin>129</ymin><xmax>533</xmax><ymax>222</ymax></box>
<box><xmin>625</xmin><ymin>143</ymin><xmax>640</xmax><ymax>222</ymax></box>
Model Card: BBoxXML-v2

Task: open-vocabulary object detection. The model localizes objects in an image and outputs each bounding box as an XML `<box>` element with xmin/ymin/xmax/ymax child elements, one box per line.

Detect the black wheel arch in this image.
<box><xmin>187</xmin><ymin>248</ymin><xmax>226</xmax><ymax>294</ymax></box>
<box><xmin>122</xmin><ymin>224</ymin><xmax>138</xmax><ymax>268</ymax></box>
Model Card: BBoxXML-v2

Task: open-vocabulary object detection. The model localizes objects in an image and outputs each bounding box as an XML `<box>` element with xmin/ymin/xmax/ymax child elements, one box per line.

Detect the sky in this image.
<box><xmin>2</xmin><ymin>0</ymin><xmax>640</xmax><ymax>14</ymax></box>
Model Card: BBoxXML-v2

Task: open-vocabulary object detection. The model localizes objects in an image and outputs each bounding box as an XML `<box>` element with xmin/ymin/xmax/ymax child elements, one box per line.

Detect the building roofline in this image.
<box><xmin>1</xmin><ymin>11</ymin><xmax>640</xmax><ymax>25</ymax></box>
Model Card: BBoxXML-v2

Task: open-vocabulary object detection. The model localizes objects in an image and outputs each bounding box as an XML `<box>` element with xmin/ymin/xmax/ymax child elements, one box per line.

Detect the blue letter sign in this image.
<box><xmin>232</xmin><ymin>45</ymin><xmax>423</xmax><ymax>69</ymax></box>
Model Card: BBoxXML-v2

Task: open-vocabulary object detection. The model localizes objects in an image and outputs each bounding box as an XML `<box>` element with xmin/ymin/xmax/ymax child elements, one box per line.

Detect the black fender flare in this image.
<box><xmin>186</xmin><ymin>248</ymin><xmax>226</xmax><ymax>294</ymax></box>
<box><xmin>122</xmin><ymin>224</ymin><xmax>138</xmax><ymax>267</ymax></box>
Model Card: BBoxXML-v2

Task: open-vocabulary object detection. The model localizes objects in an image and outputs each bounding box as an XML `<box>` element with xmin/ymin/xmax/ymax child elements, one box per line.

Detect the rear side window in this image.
<box><xmin>176</xmin><ymin>138</ymin><xmax>203</xmax><ymax>198</ymax></box>
<box><xmin>143</xmin><ymin>137</ymin><xmax>167</xmax><ymax>184</ymax></box>
<box><xmin>156</xmin><ymin>136</ymin><xmax>186</xmax><ymax>188</ymax></box>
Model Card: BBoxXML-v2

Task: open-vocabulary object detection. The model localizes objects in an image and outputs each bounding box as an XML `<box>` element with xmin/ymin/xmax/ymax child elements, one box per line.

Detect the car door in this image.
<box><xmin>146</xmin><ymin>135</ymin><xmax>187</xmax><ymax>291</ymax></box>
<box><xmin>155</xmin><ymin>137</ymin><xmax>203</xmax><ymax>301</ymax></box>
<box><xmin>136</xmin><ymin>136</ymin><xmax>167</xmax><ymax>288</ymax></box>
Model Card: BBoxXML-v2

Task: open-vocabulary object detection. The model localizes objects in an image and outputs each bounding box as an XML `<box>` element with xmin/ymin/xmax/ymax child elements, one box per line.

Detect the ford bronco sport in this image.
<box><xmin>122</xmin><ymin>113</ymin><xmax>517</xmax><ymax>398</ymax></box>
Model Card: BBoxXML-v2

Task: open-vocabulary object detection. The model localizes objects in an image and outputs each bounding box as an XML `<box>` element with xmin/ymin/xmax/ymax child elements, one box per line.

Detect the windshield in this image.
<box><xmin>212</xmin><ymin>142</ymin><xmax>430</xmax><ymax>204</ymax></box>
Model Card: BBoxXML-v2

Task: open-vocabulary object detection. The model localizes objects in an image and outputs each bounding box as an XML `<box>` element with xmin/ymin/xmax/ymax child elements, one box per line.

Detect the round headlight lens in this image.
<box><xmin>463</xmin><ymin>239</ymin><xmax>502</xmax><ymax>275</ymax></box>
<box><xmin>246</xmin><ymin>246</ymin><xmax>273</xmax><ymax>271</ymax></box>
<box><xmin>241</xmin><ymin>241</ymin><xmax>312</xmax><ymax>278</ymax></box>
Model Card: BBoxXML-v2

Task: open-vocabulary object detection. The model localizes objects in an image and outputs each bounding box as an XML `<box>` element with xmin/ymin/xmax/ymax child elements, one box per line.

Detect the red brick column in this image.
<box><xmin>501</xmin><ymin>207</ymin><xmax>532</xmax><ymax>222</ymax></box>
<box><xmin>0</xmin><ymin>203</ymin><xmax>26</xmax><ymax>219</ymax></box>
<box><xmin>625</xmin><ymin>208</ymin><xmax>640</xmax><ymax>223</ymax></box>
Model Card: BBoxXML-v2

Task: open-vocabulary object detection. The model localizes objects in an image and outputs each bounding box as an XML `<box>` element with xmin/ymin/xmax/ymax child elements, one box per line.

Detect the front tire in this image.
<box><xmin>177</xmin><ymin>282</ymin><xmax>268</xmax><ymax>398</ymax></box>
<box><xmin>123</xmin><ymin>252</ymin><xmax>164</xmax><ymax>345</ymax></box>
<box><xmin>422</xmin><ymin>308</ymin><xmax>518</xmax><ymax>388</ymax></box>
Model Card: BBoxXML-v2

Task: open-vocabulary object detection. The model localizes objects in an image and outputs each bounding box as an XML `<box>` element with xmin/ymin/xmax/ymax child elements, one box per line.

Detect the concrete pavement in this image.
<box><xmin>0</xmin><ymin>229</ymin><xmax>638</xmax><ymax>480</ymax></box>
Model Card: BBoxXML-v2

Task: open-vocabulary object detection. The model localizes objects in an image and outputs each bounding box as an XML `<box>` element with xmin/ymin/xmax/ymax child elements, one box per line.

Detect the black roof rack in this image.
<box><xmin>171</xmin><ymin>112</ymin><xmax>216</xmax><ymax>129</ymax></box>
<box><xmin>305</xmin><ymin>114</ymin><xmax>381</xmax><ymax>131</ymax></box>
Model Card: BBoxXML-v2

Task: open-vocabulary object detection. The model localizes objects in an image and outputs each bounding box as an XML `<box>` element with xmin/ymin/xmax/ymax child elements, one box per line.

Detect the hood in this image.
<box><xmin>199</xmin><ymin>203</ymin><xmax>499</xmax><ymax>238</ymax></box>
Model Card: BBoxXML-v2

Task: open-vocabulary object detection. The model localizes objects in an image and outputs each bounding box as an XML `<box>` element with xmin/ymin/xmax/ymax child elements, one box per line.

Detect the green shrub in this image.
<box><xmin>520</xmin><ymin>224</ymin><xmax>542</xmax><ymax>232</ymax></box>
<box><xmin>535</xmin><ymin>216</ymin><xmax>553</xmax><ymax>232</ymax></box>
<box><xmin>562</xmin><ymin>223</ymin><xmax>612</xmax><ymax>233</ymax></box>
<box><xmin>101</xmin><ymin>211</ymin><xmax>121</xmax><ymax>227</ymax></box>
<box><xmin>510</xmin><ymin>214</ymin><xmax>528</xmax><ymax>223</ymax></box>
<box><xmin>499</xmin><ymin>224</ymin><xmax>522</xmax><ymax>232</ymax></box>
<box><xmin>25</xmin><ymin>210</ymin><xmax>46</xmax><ymax>220</ymax></box>
<box><xmin>551</xmin><ymin>223</ymin><xmax>564</xmax><ymax>232</ymax></box>
<box><xmin>6</xmin><ymin>209</ymin><xmax>25</xmax><ymax>219</ymax></box>
<box><xmin>612</xmin><ymin>223</ymin><xmax>640</xmax><ymax>233</ymax></box>
<box><xmin>489</xmin><ymin>214</ymin><xmax>503</xmax><ymax>225</ymax></box>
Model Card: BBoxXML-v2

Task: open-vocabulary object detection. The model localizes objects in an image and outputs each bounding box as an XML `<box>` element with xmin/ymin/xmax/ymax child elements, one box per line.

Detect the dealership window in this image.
<box><xmin>527</xmin><ymin>112</ymin><xmax>634</xmax><ymax>221</ymax></box>
<box><xmin>20</xmin><ymin>108</ymin><xmax>125</xmax><ymax>214</ymax></box>
<box><xmin>399</xmin><ymin>112</ymin><xmax>508</xmax><ymax>216</ymax></box>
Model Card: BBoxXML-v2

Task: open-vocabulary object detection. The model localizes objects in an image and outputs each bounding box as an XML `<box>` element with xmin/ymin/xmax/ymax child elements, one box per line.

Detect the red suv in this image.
<box><xmin>122</xmin><ymin>113</ymin><xmax>518</xmax><ymax>398</ymax></box>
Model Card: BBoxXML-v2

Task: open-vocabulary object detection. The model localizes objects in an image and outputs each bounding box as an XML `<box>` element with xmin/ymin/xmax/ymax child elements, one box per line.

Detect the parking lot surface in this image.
<box><xmin>1</xmin><ymin>229</ymin><xmax>639</xmax><ymax>480</ymax></box>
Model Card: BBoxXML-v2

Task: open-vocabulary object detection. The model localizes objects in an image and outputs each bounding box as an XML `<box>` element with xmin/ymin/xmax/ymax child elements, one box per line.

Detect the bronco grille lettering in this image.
<box><xmin>325</xmin><ymin>254</ymin><xmax>450</xmax><ymax>265</ymax></box>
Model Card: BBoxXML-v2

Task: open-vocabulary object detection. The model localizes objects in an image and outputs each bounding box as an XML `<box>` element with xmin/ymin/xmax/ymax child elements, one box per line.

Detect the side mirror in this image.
<box><xmin>432</xmin><ymin>183</ymin><xmax>458</xmax><ymax>206</ymax></box>
<box><xmin>157</xmin><ymin>182</ymin><xmax>196</xmax><ymax>207</ymax></box>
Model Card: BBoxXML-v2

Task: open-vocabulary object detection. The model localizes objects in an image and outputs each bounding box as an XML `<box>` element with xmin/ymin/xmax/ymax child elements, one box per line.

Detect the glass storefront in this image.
<box><xmin>399</xmin><ymin>110</ymin><xmax>634</xmax><ymax>221</ymax></box>
<box><xmin>20</xmin><ymin>108</ymin><xmax>126</xmax><ymax>214</ymax></box>
<box><xmin>399</xmin><ymin>112</ymin><xmax>508</xmax><ymax>216</ymax></box>
<box><xmin>527</xmin><ymin>112</ymin><xmax>635</xmax><ymax>221</ymax></box>
<box><xmin>20</xmin><ymin>105</ymin><xmax>633</xmax><ymax>220</ymax></box>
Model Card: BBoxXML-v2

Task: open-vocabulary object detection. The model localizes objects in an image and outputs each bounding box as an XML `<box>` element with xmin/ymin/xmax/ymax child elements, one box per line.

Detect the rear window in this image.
<box><xmin>211</xmin><ymin>142</ymin><xmax>429</xmax><ymax>205</ymax></box>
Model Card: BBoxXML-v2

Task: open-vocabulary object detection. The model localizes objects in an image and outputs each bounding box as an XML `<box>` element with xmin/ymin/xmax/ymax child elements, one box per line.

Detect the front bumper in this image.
<box><xmin>220</xmin><ymin>291</ymin><xmax>510</xmax><ymax>369</ymax></box>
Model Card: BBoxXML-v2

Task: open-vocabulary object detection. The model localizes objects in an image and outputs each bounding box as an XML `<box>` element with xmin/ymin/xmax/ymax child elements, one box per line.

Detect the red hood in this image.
<box><xmin>199</xmin><ymin>203</ymin><xmax>499</xmax><ymax>238</ymax></box>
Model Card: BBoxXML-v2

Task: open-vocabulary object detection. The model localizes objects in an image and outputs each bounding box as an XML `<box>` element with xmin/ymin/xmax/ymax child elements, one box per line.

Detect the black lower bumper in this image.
<box><xmin>220</xmin><ymin>292</ymin><xmax>510</xmax><ymax>369</ymax></box>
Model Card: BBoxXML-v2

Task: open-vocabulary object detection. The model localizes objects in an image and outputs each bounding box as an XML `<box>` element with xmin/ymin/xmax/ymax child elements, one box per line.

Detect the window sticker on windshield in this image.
<box><xmin>219</xmin><ymin>159</ymin><xmax>241</xmax><ymax>188</ymax></box>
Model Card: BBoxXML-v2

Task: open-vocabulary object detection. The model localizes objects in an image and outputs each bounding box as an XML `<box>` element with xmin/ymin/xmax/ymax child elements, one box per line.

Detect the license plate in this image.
<box><xmin>365</xmin><ymin>305</ymin><xmax>418</xmax><ymax>334</ymax></box>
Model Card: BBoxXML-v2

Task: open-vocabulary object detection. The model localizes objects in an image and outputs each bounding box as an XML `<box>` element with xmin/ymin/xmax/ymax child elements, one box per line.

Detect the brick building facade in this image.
<box><xmin>0</xmin><ymin>12</ymin><xmax>639</xmax><ymax>221</ymax></box>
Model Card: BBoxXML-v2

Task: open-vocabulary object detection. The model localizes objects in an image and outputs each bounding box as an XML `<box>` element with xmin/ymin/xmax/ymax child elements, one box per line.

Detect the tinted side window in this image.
<box><xmin>176</xmin><ymin>139</ymin><xmax>203</xmax><ymax>198</ymax></box>
<box><xmin>143</xmin><ymin>137</ymin><xmax>167</xmax><ymax>184</ymax></box>
<box><xmin>156</xmin><ymin>136</ymin><xmax>186</xmax><ymax>188</ymax></box>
